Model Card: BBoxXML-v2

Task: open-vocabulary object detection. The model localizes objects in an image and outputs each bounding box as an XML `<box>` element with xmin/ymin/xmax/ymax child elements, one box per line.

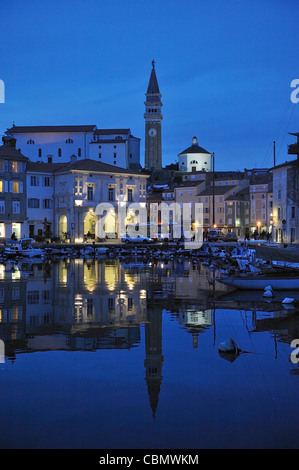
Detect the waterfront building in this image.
<box><xmin>26</xmin><ymin>161</ymin><xmax>64</xmax><ymax>239</ymax></box>
<box><xmin>197</xmin><ymin>172</ymin><xmax>249</xmax><ymax>231</ymax></box>
<box><xmin>249</xmin><ymin>171</ymin><xmax>273</xmax><ymax>236</ymax></box>
<box><xmin>144</xmin><ymin>60</ymin><xmax>163</xmax><ymax>170</ymax></box>
<box><xmin>224</xmin><ymin>187</ymin><xmax>250</xmax><ymax>239</ymax></box>
<box><xmin>52</xmin><ymin>159</ymin><xmax>148</xmax><ymax>242</ymax></box>
<box><xmin>5</xmin><ymin>125</ymin><xmax>141</xmax><ymax>170</ymax></box>
<box><xmin>178</xmin><ymin>136</ymin><xmax>212</xmax><ymax>173</ymax></box>
<box><xmin>0</xmin><ymin>136</ymin><xmax>29</xmax><ymax>239</ymax></box>
<box><xmin>270</xmin><ymin>130</ymin><xmax>299</xmax><ymax>244</ymax></box>
<box><xmin>175</xmin><ymin>180</ymin><xmax>206</xmax><ymax>235</ymax></box>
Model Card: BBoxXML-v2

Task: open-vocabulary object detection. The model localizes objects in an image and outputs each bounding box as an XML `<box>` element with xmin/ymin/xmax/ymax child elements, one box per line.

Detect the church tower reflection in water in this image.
<box><xmin>144</xmin><ymin>304</ymin><xmax>164</xmax><ymax>418</ymax></box>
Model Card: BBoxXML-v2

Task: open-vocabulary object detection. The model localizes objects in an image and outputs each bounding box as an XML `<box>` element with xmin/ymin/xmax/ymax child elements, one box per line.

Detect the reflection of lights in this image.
<box><xmin>140</xmin><ymin>289</ymin><xmax>147</xmax><ymax>299</ymax></box>
<box><xmin>129</xmin><ymin>283</ymin><xmax>134</xmax><ymax>290</ymax></box>
<box><xmin>12</xmin><ymin>268</ymin><xmax>21</xmax><ymax>280</ymax></box>
<box><xmin>75</xmin><ymin>200</ymin><xmax>83</xmax><ymax>206</ymax></box>
<box><xmin>0</xmin><ymin>265</ymin><xmax>4</xmax><ymax>280</ymax></box>
<box><xmin>74</xmin><ymin>295</ymin><xmax>83</xmax><ymax>306</ymax></box>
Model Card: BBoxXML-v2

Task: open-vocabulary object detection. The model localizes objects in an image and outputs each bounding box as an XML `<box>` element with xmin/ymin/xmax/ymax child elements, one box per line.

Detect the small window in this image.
<box><xmin>66</xmin><ymin>138</ymin><xmax>73</xmax><ymax>144</ymax></box>
<box><xmin>12</xmin><ymin>200</ymin><xmax>20</xmax><ymax>214</ymax></box>
<box><xmin>87</xmin><ymin>186</ymin><xmax>93</xmax><ymax>201</ymax></box>
<box><xmin>27</xmin><ymin>139</ymin><xmax>35</xmax><ymax>144</ymax></box>
<box><xmin>30</xmin><ymin>176</ymin><xmax>39</xmax><ymax>186</ymax></box>
<box><xmin>58</xmin><ymin>148</ymin><xmax>62</xmax><ymax>157</ymax></box>
<box><xmin>99</xmin><ymin>153</ymin><xmax>101</xmax><ymax>159</ymax></box>
<box><xmin>78</xmin><ymin>148</ymin><xmax>81</xmax><ymax>157</ymax></box>
<box><xmin>38</xmin><ymin>148</ymin><xmax>42</xmax><ymax>158</ymax></box>
<box><xmin>108</xmin><ymin>187</ymin><xmax>114</xmax><ymax>201</ymax></box>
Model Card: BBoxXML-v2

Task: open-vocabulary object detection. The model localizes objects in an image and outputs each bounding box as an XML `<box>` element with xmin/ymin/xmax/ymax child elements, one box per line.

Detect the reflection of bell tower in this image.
<box><xmin>144</xmin><ymin>305</ymin><xmax>163</xmax><ymax>417</ymax></box>
<box><xmin>144</xmin><ymin>60</ymin><xmax>163</xmax><ymax>170</ymax></box>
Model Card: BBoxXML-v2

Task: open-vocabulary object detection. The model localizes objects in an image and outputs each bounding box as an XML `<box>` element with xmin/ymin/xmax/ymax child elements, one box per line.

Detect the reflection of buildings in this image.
<box><xmin>4</xmin><ymin>258</ymin><xmax>299</xmax><ymax>413</ymax></box>
<box><xmin>179</xmin><ymin>308</ymin><xmax>214</xmax><ymax>348</ymax></box>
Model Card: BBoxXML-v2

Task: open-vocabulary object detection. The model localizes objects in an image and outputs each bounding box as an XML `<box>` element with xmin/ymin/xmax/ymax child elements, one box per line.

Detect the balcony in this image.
<box><xmin>288</xmin><ymin>143</ymin><xmax>299</xmax><ymax>155</ymax></box>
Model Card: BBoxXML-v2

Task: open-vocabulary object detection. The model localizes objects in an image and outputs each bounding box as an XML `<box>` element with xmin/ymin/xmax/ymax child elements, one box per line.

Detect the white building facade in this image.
<box><xmin>53</xmin><ymin>159</ymin><xmax>148</xmax><ymax>242</ymax></box>
<box><xmin>272</xmin><ymin>160</ymin><xmax>298</xmax><ymax>243</ymax></box>
<box><xmin>26</xmin><ymin>162</ymin><xmax>64</xmax><ymax>239</ymax></box>
<box><xmin>178</xmin><ymin>137</ymin><xmax>212</xmax><ymax>173</ymax></box>
<box><xmin>5</xmin><ymin>125</ymin><xmax>141</xmax><ymax>170</ymax></box>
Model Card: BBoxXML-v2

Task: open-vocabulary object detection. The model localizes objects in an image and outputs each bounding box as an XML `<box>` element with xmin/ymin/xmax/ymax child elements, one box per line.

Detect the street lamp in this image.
<box><xmin>257</xmin><ymin>221</ymin><xmax>261</xmax><ymax>234</ymax></box>
<box><xmin>212</xmin><ymin>152</ymin><xmax>215</xmax><ymax>227</ymax></box>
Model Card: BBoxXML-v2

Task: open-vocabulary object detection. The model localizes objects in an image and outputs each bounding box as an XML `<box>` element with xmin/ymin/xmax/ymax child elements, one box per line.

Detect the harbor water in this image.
<box><xmin>0</xmin><ymin>257</ymin><xmax>299</xmax><ymax>449</ymax></box>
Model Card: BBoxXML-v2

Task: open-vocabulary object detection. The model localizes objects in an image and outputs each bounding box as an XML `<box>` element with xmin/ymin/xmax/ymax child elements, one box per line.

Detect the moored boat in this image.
<box><xmin>218</xmin><ymin>269</ymin><xmax>299</xmax><ymax>290</ymax></box>
<box><xmin>4</xmin><ymin>238</ymin><xmax>43</xmax><ymax>258</ymax></box>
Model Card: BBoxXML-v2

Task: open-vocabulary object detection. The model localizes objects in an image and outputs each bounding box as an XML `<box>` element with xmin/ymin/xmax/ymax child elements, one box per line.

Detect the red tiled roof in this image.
<box><xmin>0</xmin><ymin>145</ymin><xmax>29</xmax><ymax>161</ymax></box>
<box><xmin>55</xmin><ymin>158</ymin><xmax>148</xmax><ymax>176</ymax></box>
<box><xmin>27</xmin><ymin>162</ymin><xmax>66</xmax><ymax>173</ymax></box>
<box><xmin>198</xmin><ymin>185</ymin><xmax>236</xmax><ymax>196</ymax></box>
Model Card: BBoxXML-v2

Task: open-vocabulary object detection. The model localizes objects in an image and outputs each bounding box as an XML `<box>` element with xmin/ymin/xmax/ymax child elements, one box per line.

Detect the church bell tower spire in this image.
<box><xmin>144</xmin><ymin>60</ymin><xmax>163</xmax><ymax>170</ymax></box>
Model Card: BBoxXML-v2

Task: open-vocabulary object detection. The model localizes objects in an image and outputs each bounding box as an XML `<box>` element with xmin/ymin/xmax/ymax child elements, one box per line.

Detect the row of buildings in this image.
<box><xmin>1</xmin><ymin>60</ymin><xmax>298</xmax><ymax>244</ymax></box>
<box><xmin>1</xmin><ymin>130</ymin><xmax>298</xmax><ymax>243</ymax></box>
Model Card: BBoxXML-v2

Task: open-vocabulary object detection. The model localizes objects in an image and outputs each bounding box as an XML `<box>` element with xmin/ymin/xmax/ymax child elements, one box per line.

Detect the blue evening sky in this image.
<box><xmin>0</xmin><ymin>0</ymin><xmax>298</xmax><ymax>171</ymax></box>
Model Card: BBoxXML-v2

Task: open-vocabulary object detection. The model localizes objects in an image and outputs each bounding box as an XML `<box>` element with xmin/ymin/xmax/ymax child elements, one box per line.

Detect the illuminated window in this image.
<box><xmin>0</xmin><ymin>181</ymin><xmax>3</xmax><ymax>192</ymax></box>
<box><xmin>0</xmin><ymin>223</ymin><xmax>5</xmax><ymax>237</ymax></box>
<box><xmin>74</xmin><ymin>178</ymin><xmax>83</xmax><ymax>196</ymax></box>
<box><xmin>12</xmin><ymin>181</ymin><xmax>19</xmax><ymax>193</ymax></box>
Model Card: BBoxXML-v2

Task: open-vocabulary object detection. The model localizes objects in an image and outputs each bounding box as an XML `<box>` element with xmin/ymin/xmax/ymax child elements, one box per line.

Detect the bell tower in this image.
<box><xmin>144</xmin><ymin>60</ymin><xmax>163</xmax><ymax>170</ymax></box>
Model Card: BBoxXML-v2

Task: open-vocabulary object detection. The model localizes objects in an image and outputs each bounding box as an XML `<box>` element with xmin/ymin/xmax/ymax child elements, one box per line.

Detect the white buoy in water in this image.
<box><xmin>264</xmin><ymin>285</ymin><xmax>273</xmax><ymax>291</ymax></box>
<box><xmin>218</xmin><ymin>338</ymin><xmax>238</xmax><ymax>353</ymax></box>
<box><xmin>282</xmin><ymin>297</ymin><xmax>295</xmax><ymax>304</ymax></box>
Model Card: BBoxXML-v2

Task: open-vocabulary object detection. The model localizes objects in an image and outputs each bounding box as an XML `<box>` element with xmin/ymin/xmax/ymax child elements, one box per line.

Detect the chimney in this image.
<box><xmin>2</xmin><ymin>136</ymin><xmax>16</xmax><ymax>147</ymax></box>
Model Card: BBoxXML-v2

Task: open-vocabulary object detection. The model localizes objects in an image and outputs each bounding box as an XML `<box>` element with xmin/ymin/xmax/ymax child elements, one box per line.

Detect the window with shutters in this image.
<box><xmin>30</xmin><ymin>176</ymin><xmax>39</xmax><ymax>186</ymax></box>
<box><xmin>12</xmin><ymin>200</ymin><xmax>20</xmax><ymax>214</ymax></box>
<box><xmin>11</xmin><ymin>181</ymin><xmax>22</xmax><ymax>193</ymax></box>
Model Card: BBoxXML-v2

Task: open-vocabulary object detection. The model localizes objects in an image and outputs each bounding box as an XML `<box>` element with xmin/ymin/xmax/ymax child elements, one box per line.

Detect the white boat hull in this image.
<box><xmin>219</xmin><ymin>275</ymin><xmax>299</xmax><ymax>290</ymax></box>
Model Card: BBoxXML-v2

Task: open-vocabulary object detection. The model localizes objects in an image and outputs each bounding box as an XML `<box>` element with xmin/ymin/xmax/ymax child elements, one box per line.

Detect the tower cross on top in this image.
<box><xmin>152</xmin><ymin>59</ymin><xmax>155</xmax><ymax>69</ymax></box>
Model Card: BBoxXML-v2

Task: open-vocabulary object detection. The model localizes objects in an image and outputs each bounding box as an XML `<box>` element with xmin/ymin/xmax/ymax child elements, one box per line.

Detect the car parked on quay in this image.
<box><xmin>121</xmin><ymin>234</ymin><xmax>155</xmax><ymax>244</ymax></box>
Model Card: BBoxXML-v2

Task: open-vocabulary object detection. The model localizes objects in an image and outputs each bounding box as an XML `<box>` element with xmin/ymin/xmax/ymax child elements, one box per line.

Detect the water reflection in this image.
<box><xmin>1</xmin><ymin>257</ymin><xmax>299</xmax><ymax>423</ymax></box>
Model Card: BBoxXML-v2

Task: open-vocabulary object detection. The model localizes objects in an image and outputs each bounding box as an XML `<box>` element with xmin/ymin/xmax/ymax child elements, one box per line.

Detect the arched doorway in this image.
<box><xmin>104</xmin><ymin>211</ymin><xmax>117</xmax><ymax>238</ymax></box>
<box><xmin>84</xmin><ymin>212</ymin><xmax>96</xmax><ymax>239</ymax></box>
<box><xmin>59</xmin><ymin>215</ymin><xmax>68</xmax><ymax>240</ymax></box>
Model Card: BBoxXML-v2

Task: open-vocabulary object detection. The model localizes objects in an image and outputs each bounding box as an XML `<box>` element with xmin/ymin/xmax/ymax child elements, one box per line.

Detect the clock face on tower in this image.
<box><xmin>148</xmin><ymin>128</ymin><xmax>157</xmax><ymax>137</ymax></box>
